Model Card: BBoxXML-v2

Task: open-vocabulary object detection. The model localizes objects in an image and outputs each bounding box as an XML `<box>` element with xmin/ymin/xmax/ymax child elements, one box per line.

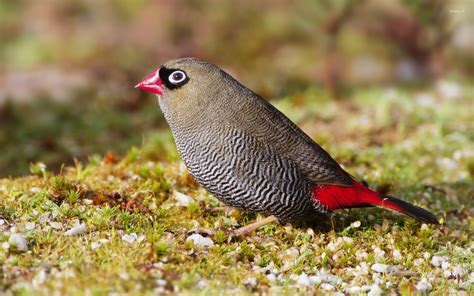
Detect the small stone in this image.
<box><xmin>308</xmin><ymin>275</ymin><xmax>322</xmax><ymax>285</ymax></box>
<box><xmin>121</xmin><ymin>233</ymin><xmax>138</xmax><ymax>244</ymax></box>
<box><xmin>2</xmin><ymin>242</ymin><xmax>9</xmax><ymax>250</ymax></box>
<box><xmin>30</xmin><ymin>187</ymin><xmax>41</xmax><ymax>193</ymax></box>
<box><xmin>413</xmin><ymin>258</ymin><xmax>424</xmax><ymax>266</ymax></box>
<box><xmin>243</xmin><ymin>277</ymin><xmax>257</xmax><ymax>288</ymax></box>
<box><xmin>371</xmin><ymin>263</ymin><xmax>389</xmax><ymax>273</ymax></box>
<box><xmin>295</xmin><ymin>273</ymin><xmax>311</xmax><ymax>286</ymax></box>
<box><xmin>50</xmin><ymin>222</ymin><xmax>62</xmax><ymax>229</ymax></box>
<box><xmin>25</xmin><ymin>222</ymin><xmax>36</xmax><ymax>231</ymax></box>
<box><xmin>319</xmin><ymin>274</ymin><xmax>342</xmax><ymax>285</ymax></box>
<box><xmin>328</xmin><ymin>241</ymin><xmax>338</xmax><ymax>252</ymax></box>
<box><xmin>156</xmin><ymin>279</ymin><xmax>167</xmax><ymax>287</ymax></box>
<box><xmin>351</xmin><ymin>221</ymin><xmax>361</xmax><ymax>228</ymax></box>
<box><xmin>196</xmin><ymin>279</ymin><xmax>208</xmax><ymax>289</ymax></box>
<box><xmin>453</xmin><ymin>266</ymin><xmax>465</xmax><ymax>277</ymax></box>
<box><xmin>356</xmin><ymin>249</ymin><xmax>368</xmax><ymax>261</ymax></box>
<box><xmin>368</xmin><ymin>283</ymin><xmax>383</xmax><ymax>296</ymax></box>
<box><xmin>321</xmin><ymin>283</ymin><xmax>334</xmax><ymax>291</ymax></box>
<box><xmin>416</xmin><ymin>278</ymin><xmax>432</xmax><ymax>292</ymax></box>
<box><xmin>431</xmin><ymin>255</ymin><xmax>447</xmax><ymax>267</ymax></box>
<box><xmin>346</xmin><ymin>285</ymin><xmax>371</xmax><ymax>293</ymax></box>
<box><xmin>186</xmin><ymin>233</ymin><xmax>214</xmax><ymax>247</ymax></box>
<box><xmin>32</xmin><ymin>269</ymin><xmax>47</xmax><ymax>287</ymax></box>
<box><xmin>174</xmin><ymin>191</ymin><xmax>194</xmax><ymax>206</ymax></box>
<box><xmin>444</xmin><ymin>270</ymin><xmax>453</xmax><ymax>278</ymax></box>
<box><xmin>372</xmin><ymin>246</ymin><xmax>385</xmax><ymax>261</ymax></box>
<box><xmin>64</xmin><ymin>223</ymin><xmax>86</xmax><ymax>236</ymax></box>
<box><xmin>9</xmin><ymin>233</ymin><xmax>28</xmax><ymax>251</ymax></box>
<box><xmin>118</xmin><ymin>271</ymin><xmax>130</xmax><ymax>280</ymax></box>
<box><xmin>267</xmin><ymin>273</ymin><xmax>277</xmax><ymax>283</ymax></box>
<box><xmin>91</xmin><ymin>242</ymin><xmax>101</xmax><ymax>250</ymax></box>
<box><xmin>441</xmin><ymin>261</ymin><xmax>450</xmax><ymax>270</ymax></box>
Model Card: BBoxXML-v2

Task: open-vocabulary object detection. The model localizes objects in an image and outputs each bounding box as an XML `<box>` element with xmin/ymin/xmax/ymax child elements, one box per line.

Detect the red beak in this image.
<box><xmin>135</xmin><ymin>69</ymin><xmax>164</xmax><ymax>95</ymax></box>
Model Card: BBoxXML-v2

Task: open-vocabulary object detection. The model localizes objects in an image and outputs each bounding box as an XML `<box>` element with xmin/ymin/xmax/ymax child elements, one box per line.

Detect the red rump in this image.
<box><xmin>312</xmin><ymin>180</ymin><xmax>403</xmax><ymax>212</ymax></box>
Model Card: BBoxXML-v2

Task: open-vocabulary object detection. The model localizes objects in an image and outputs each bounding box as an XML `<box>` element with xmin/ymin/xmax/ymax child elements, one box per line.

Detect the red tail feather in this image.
<box><xmin>312</xmin><ymin>180</ymin><xmax>439</xmax><ymax>224</ymax></box>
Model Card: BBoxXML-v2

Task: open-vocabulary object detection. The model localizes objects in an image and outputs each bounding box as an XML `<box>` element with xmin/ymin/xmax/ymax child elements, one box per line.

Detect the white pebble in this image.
<box><xmin>436</xmin><ymin>80</ymin><xmax>461</xmax><ymax>99</ymax></box>
<box><xmin>413</xmin><ymin>258</ymin><xmax>425</xmax><ymax>266</ymax></box>
<box><xmin>368</xmin><ymin>283</ymin><xmax>383</xmax><ymax>296</ymax></box>
<box><xmin>0</xmin><ymin>219</ymin><xmax>5</xmax><ymax>226</ymax></box>
<box><xmin>64</xmin><ymin>223</ymin><xmax>86</xmax><ymax>236</ymax></box>
<box><xmin>121</xmin><ymin>233</ymin><xmax>138</xmax><ymax>244</ymax></box>
<box><xmin>295</xmin><ymin>273</ymin><xmax>311</xmax><ymax>286</ymax></box>
<box><xmin>50</xmin><ymin>222</ymin><xmax>63</xmax><ymax>229</ymax></box>
<box><xmin>372</xmin><ymin>246</ymin><xmax>385</xmax><ymax>261</ymax></box>
<box><xmin>32</xmin><ymin>269</ymin><xmax>47</xmax><ymax>287</ymax></box>
<box><xmin>308</xmin><ymin>275</ymin><xmax>322</xmax><ymax>285</ymax></box>
<box><xmin>30</xmin><ymin>187</ymin><xmax>41</xmax><ymax>193</ymax></box>
<box><xmin>453</xmin><ymin>266</ymin><xmax>465</xmax><ymax>277</ymax></box>
<box><xmin>441</xmin><ymin>261</ymin><xmax>450</xmax><ymax>270</ymax></box>
<box><xmin>346</xmin><ymin>285</ymin><xmax>371</xmax><ymax>293</ymax></box>
<box><xmin>156</xmin><ymin>279</ymin><xmax>167</xmax><ymax>287</ymax></box>
<box><xmin>318</xmin><ymin>273</ymin><xmax>342</xmax><ymax>285</ymax></box>
<box><xmin>416</xmin><ymin>278</ymin><xmax>432</xmax><ymax>292</ymax></box>
<box><xmin>371</xmin><ymin>263</ymin><xmax>389</xmax><ymax>273</ymax></box>
<box><xmin>243</xmin><ymin>277</ymin><xmax>257</xmax><ymax>288</ymax></box>
<box><xmin>25</xmin><ymin>222</ymin><xmax>36</xmax><ymax>231</ymax></box>
<box><xmin>174</xmin><ymin>191</ymin><xmax>194</xmax><ymax>206</ymax></box>
<box><xmin>196</xmin><ymin>279</ymin><xmax>208</xmax><ymax>289</ymax></box>
<box><xmin>351</xmin><ymin>221</ymin><xmax>361</xmax><ymax>228</ymax></box>
<box><xmin>328</xmin><ymin>241</ymin><xmax>338</xmax><ymax>252</ymax></box>
<box><xmin>392</xmin><ymin>249</ymin><xmax>402</xmax><ymax>261</ymax></box>
<box><xmin>431</xmin><ymin>255</ymin><xmax>447</xmax><ymax>267</ymax></box>
<box><xmin>186</xmin><ymin>233</ymin><xmax>214</xmax><ymax>247</ymax></box>
<box><xmin>267</xmin><ymin>273</ymin><xmax>277</xmax><ymax>283</ymax></box>
<box><xmin>321</xmin><ymin>283</ymin><xmax>334</xmax><ymax>291</ymax></box>
<box><xmin>91</xmin><ymin>242</ymin><xmax>101</xmax><ymax>250</ymax></box>
<box><xmin>9</xmin><ymin>233</ymin><xmax>28</xmax><ymax>251</ymax></box>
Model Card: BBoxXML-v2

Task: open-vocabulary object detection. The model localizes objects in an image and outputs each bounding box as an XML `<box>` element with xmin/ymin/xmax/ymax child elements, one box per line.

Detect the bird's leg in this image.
<box><xmin>233</xmin><ymin>215</ymin><xmax>278</xmax><ymax>236</ymax></box>
<box><xmin>330</xmin><ymin>214</ymin><xmax>335</xmax><ymax>232</ymax></box>
<box><xmin>210</xmin><ymin>206</ymin><xmax>233</xmax><ymax>216</ymax></box>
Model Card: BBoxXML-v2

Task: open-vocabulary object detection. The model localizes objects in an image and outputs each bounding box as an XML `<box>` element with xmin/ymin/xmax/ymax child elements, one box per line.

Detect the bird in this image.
<box><xmin>135</xmin><ymin>58</ymin><xmax>439</xmax><ymax>234</ymax></box>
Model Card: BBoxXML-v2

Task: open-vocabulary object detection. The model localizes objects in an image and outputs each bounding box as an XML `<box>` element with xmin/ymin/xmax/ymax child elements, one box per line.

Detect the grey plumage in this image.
<box><xmin>154</xmin><ymin>58</ymin><xmax>351</xmax><ymax>222</ymax></box>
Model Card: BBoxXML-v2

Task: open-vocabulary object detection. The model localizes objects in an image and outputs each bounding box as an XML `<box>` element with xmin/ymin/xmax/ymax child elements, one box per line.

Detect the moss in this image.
<box><xmin>0</xmin><ymin>85</ymin><xmax>473</xmax><ymax>294</ymax></box>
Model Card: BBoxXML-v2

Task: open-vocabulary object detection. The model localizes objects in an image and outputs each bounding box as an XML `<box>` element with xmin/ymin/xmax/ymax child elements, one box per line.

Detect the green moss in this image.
<box><xmin>0</xmin><ymin>85</ymin><xmax>473</xmax><ymax>294</ymax></box>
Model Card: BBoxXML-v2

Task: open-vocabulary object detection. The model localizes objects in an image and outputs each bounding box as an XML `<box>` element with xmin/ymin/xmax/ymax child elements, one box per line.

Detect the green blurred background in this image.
<box><xmin>0</xmin><ymin>0</ymin><xmax>472</xmax><ymax>177</ymax></box>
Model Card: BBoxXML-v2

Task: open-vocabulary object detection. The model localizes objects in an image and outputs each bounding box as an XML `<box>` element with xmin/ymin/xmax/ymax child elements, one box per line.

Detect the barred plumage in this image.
<box><xmin>152</xmin><ymin>58</ymin><xmax>346</xmax><ymax>223</ymax></box>
<box><xmin>136</xmin><ymin>57</ymin><xmax>439</xmax><ymax>226</ymax></box>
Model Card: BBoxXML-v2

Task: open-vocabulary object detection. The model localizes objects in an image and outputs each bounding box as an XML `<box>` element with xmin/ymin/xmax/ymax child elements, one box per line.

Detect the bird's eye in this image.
<box><xmin>168</xmin><ymin>70</ymin><xmax>186</xmax><ymax>84</ymax></box>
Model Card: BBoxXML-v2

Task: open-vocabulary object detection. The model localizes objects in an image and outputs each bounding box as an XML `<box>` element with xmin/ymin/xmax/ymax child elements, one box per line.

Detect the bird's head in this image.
<box><xmin>136</xmin><ymin>57</ymin><xmax>255</xmax><ymax>130</ymax></box>
<box><xmin>136</xmin><ymin>58</ymin><xmax>240</xmax><ymax>118</ymax></box>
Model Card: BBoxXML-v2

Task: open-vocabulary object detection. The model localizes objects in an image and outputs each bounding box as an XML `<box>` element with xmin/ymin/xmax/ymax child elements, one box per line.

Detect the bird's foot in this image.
<box><xmin>233</xmin><ymin>215</ymin><xmax>278</xmax><ymax>237</ymax></box>
<box><xmin>188</xmin><ymin>227</ymin><xmax>216</xmax><ymax>237</ymax></box>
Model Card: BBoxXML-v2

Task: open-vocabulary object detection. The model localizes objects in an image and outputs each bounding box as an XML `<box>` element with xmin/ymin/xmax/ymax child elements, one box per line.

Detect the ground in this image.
<box><xmin>0</xmin><ymin>83</ymin><xmax>473</xmax><ymax>295</ymax></box>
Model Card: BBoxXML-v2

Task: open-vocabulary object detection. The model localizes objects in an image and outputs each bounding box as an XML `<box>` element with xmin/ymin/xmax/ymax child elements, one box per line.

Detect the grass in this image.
<box><xmin>0</xmin><ymin>83</ymin><xmax>473</xmax><ymax>295</ymax></box>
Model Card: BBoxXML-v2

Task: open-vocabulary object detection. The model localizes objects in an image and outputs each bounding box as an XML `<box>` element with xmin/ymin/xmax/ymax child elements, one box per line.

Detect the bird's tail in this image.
<box><xmin>312</xmin><ymin>180</ymin><xmax>439</xmax><ymax>224</ymax></box>
<box><xmin>376</xmin><ymin>194</ymin><xmax>439</xmax><ymax>224</ymax></box>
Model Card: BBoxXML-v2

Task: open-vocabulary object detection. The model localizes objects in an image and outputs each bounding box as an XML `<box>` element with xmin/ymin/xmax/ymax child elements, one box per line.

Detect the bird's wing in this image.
<box><xmin>235</xmin><ymin>92</ymin><xmax>354</xmax><ymax>187</ymax></box>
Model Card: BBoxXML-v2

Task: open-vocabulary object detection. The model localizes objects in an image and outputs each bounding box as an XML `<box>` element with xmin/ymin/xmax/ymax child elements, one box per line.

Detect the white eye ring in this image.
<box><xmin>169</xmin><ymin>70</ymin><xmax>187</xmax><ymax>84</ymax></box>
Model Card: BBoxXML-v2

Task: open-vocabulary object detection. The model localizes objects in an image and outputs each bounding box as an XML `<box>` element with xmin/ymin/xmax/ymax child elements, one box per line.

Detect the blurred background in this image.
<box><xmin>0</xmin><ymin>0</ymin><xmax>472</xmax><ymax>177</ymax></box>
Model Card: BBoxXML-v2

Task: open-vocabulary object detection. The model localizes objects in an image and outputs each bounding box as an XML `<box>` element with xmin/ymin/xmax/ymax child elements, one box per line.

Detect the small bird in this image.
<box><xmin>136</xmin><ymin>58</ymin><xmax>438</xmax><ymax>234</ymax></box>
